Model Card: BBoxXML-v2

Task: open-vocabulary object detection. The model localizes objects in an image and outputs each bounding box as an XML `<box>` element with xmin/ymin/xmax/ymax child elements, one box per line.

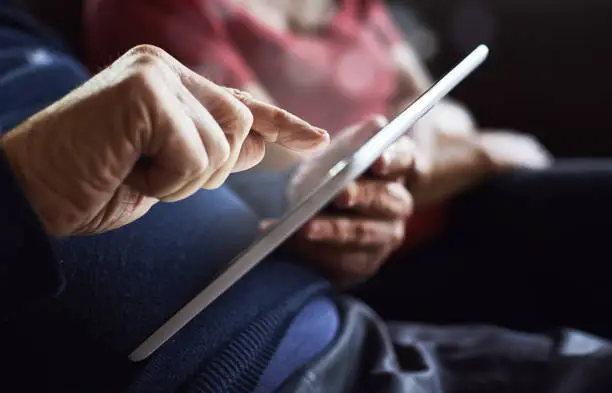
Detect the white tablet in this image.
<box><xmin>129</xmin><ymin>45</ymin><xmax>489</xmax><ymax>362</ymax></box>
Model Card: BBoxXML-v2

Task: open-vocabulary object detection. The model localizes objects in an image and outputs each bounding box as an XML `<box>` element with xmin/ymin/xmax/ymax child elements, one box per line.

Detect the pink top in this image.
<box><xmin>85</xmin><ymin>0</ymin><xmax>403</xmax><ymax>133</ymax></box>
<box><xmin>85</xmin><ymin>0</ymin><xmax>447</xmax><ymax>247</ymax></box>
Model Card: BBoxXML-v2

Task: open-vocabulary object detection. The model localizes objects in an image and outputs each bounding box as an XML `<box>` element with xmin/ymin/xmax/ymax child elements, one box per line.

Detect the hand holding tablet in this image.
<box><xmin>129</xmin><ymin>45</ymin><xmax>490</xmax><ymax>362</ymax></box>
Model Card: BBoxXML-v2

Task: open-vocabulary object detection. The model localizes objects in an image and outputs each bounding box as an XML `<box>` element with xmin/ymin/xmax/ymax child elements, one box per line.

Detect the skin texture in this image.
<box><xmin>264</xmin><ymin>117</ymin><xmax>419</xmax><ymax>283</ymax></box>
<box><xmin>292</xmin><ymin>144</ymin><xmax>416</xmax><ymax>284</ymax></box>
<box><xmin>0</xmin><ymin>45</ymin><xmax>329</xmax><ymax>237</ymax></box>
<box><xmin>216</xmin><ymin>1</ymin><xmax>552</xmax><ymax>282</ymax></box>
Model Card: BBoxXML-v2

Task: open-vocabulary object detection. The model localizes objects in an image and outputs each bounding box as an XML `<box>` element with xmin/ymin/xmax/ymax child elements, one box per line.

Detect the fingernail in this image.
<box><xmin>312</xmin><ymin>127</ymin><xmax>328</xmax><ymax>136</ymax></box>
<box><xmin>309</xmin><ymin>130</ymin><xmax>331</xmax><ymax>149</ymax></box>
<box><xmin>288</xmin><ymin>131</ymin><xmax>330</xmax><ymax>152</ymax></box>
<box><xmin>299</xmin><ymin>126</ymin><xmax>328</xmax><ymax>139</ymax></box>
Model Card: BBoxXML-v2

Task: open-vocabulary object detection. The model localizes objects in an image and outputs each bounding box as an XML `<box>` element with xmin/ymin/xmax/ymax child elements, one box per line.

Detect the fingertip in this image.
<box><xmin>283</xmin><ymin>127</ymin><xmax>330</xmax><ymax>152</ymax></box>
<box><xmin>319</xmin><ymin>127</ymin><xmax>331</xmax><ymax>138</ymax></box>
<box><xmin>334</xmin><ymin>181</ymin><xmax>358</xmax><ymax>208</ymax></box>
<box><xmin>334</xmin><ymin>192</ymin><xmax>351</xmax><ymax>208</ymax></box>
<box><xmin>310</xmin><ymin>127</ymin><xmax>331</xmax><ymax>147</ymax></box>
<box><xmin>371</xmin><ymin>152</ymin><xmax>391</xmax><ymax>176</ymax></box>
<box><xmin>312</xmin><ymin>129</ymin><xmax>331</xmax><ymax>149</ymax></box>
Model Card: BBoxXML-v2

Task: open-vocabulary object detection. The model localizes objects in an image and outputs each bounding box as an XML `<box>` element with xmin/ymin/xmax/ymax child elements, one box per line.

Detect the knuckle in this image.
<box><xmin>213</xmin><ymin>93</ymin><xmax>254</xmax><ymax>139</ymax></box>
<box><xmin>192</xmin><ymin>153</ymin><xmax>210</xmax><ymax>180</ymax></box>
<box><xmin>219</xmin><ymin>139</ymin><xmax>232</xmax><ymax>164</ymax></box>
<box><xmin>118</xmin><ymin>60</ymin><xmax>164</xmax><ymax>100</ymax></box>
<box><xmin>273</xmin><ymin>107</ymin><xmax>291</xmax><ymax>127</ymax></box>
<box><xmin>233</xmin><ymin>101</ymin><xmax>254</xmax><ymax>136</ymax></box>
<box><xmin>229</xmin><ymin>88</ymin><xmax>254</xmax><ymax>104</ymax></box>
<box><xmin>126</xmin><ymin>45</ymin><xmax>167</xmax><ymax>65</ymax></box>
<box><xmin>120</xmin><ymin>46</ymin><xmax>179</xmax><ymax>92</ymax></box>
<box><xmin>114</xmin><ymin>65</ymin><xmax>164</xmax><ymax>135</ymax></box>
<box><xmin>208</xmin><ymin>138</ymin><xmax>231</xmax><ymax>170</ymax></box>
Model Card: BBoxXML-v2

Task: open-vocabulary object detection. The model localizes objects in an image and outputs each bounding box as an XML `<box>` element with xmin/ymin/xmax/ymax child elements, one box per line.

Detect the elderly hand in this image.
<box><xmin>392</xmin><ymin>38</ymin><xmax>552</xmax><ymax>207</ymax></box>
<box><xmin>282</xmin><ymin>99</ymin><xmax>552</xmax><ymax>283</ymax></box>
<box><xmin>283</xmin><ymin>117</ymin><xmax>418</xmax><ymax>284</ymax></box>
<box><xmin>0</xmin><ymin>45</ymin><xmax>329</xmax><ymax>237</ymax></box>
<box><xmin>408</xmin><ymin>100</ymin><xmax>553</xmax><ymax>207</ymax></box>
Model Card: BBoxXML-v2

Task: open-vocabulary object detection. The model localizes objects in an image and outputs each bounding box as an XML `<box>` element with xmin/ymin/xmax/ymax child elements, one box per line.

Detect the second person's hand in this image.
<box><xmin>285</xmin><ymin>117</ymin><xmax>418</xmax><ymax>284</ymax></box>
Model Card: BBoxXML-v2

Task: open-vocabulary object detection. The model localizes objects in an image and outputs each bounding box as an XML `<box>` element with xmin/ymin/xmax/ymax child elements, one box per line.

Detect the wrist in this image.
<box><xmin>1</xmin><ymin>127</ymin><xmax>64</xmax><ymax>237</ymax></box>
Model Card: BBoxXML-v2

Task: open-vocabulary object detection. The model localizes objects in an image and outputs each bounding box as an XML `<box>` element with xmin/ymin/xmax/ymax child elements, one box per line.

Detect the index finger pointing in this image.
<box><xmin>228</xmin><ymin>88</ymin><xmax>330</xmax><ymax>152</ymax></box>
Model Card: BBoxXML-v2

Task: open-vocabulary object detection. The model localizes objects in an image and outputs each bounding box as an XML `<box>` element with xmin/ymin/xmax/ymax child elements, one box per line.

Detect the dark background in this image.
<box><xmin>390</xmin><ymin>0</ymin><xmax>612</xmax><ymax>157</ymax></box>
<box><xmin>20</xmin><ymin>0</ymin><xmax>612</xmax><ymax>157</ymax></box>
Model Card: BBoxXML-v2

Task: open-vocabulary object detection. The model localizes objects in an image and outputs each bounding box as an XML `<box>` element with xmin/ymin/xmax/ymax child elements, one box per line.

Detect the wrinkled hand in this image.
<box><xmin>479</xmin><ymin>130</ymin><xmax>552</xmax><ymax>170</ymax></box>
<box><xmin>285</xmin><ymin>117</ymin><xmax>418</xmax><ymax>284</ymax></box>
<box><xmin>393</xmin><ymin>40</ymin><xmax>551</xmax><ymax>208</ymax></box>
<box><xmin>0</xmin><ymin>45</ymin><xmax>329</xmax><ymax>237</ymax></box>
<box><xmin>408</xmin><ymin>100</ymin><xmax>553</xmax><ymax>207</ymax></box>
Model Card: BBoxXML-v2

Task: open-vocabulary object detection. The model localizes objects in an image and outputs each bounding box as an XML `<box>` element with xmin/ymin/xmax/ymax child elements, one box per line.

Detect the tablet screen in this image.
<box><xmin>130</xmin><ymin>45</ymin><xmax>489</xmax><ymax>362</ymax></box>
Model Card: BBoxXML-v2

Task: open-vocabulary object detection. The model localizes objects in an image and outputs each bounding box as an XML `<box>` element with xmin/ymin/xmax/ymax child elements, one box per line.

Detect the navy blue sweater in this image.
<box><xmin>0</xmin><ymin>150</ymin><xmax>64</xmax><ymax>313</ymax></box>
<box><xmin>0</xmin><ymin>149</ymin><xmax>332</xmax><ymax>393</ymax></box>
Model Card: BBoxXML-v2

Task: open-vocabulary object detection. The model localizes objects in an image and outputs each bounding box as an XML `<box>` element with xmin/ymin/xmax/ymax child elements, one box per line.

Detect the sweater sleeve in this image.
<box><xmin>0</xmin><ymin>148</ymin><xmax>64</xmax><ymax>315</ymax></box>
